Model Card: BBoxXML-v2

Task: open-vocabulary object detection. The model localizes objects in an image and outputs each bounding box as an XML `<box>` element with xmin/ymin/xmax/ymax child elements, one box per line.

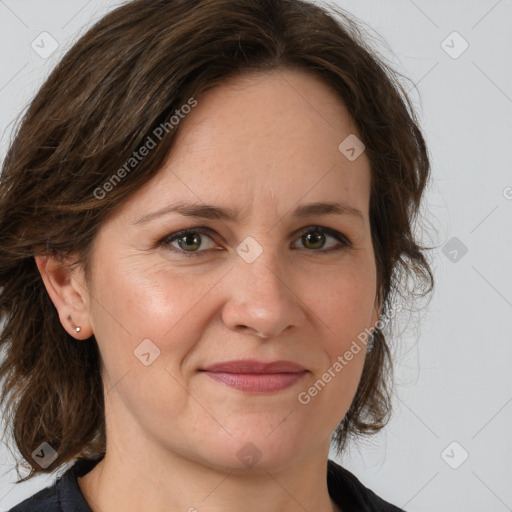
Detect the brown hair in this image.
<box><xmin>0</xmin><ymin>0</ymin><xmax>434</xmax><ymax>482</ymax></box>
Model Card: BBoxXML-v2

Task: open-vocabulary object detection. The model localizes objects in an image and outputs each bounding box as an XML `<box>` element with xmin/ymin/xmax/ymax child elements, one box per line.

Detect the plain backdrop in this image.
<box><xmin>0</xmin><ymin>1</ymin><xmax>511</xmax><ymax>511</ymax></box>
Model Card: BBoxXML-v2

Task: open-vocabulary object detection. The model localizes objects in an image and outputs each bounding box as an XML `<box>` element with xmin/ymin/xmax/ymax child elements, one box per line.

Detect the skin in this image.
<box><xmin>36</xmin><ymin>67</ymin><xmax>381</xmax><ymax>512</ymax></box>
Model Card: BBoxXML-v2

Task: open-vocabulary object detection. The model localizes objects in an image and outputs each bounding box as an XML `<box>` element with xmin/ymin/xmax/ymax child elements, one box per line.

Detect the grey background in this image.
<box><xmin>1</xmin><ymin>1</ymin><xmax>511</xmax><ymax>511</ymax></box>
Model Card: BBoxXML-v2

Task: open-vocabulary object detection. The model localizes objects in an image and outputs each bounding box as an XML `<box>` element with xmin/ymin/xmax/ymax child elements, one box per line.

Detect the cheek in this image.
<box><xmin>295</xmin><ymin>268</ymin><xmax>373</xmax><ymax>426</ymax></box>
<box><xmin>308</xmin><ymin>260</ymin><xmax>376</xmax><ymax>346</ymax></box>
<box><xmin>89</xmin><ymin>253</ymin><xmax>221</xmax><ymax>372</ymax></box>
<box><xmin>87</xmin><ymin>259</ymin><xmax>212</xmax><ymax>427</ymax></box>
<box><xmin>302</xmin><ymin>262</ymin><xmax>375</xmax><ymax>405</ymax></box>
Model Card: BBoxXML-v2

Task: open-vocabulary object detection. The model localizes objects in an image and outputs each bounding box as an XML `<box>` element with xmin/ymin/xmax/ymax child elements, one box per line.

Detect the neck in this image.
<box><xmin>78</xmin><ymin>443</ymin><xmax>339</xmax><ymax>512</ymax></box>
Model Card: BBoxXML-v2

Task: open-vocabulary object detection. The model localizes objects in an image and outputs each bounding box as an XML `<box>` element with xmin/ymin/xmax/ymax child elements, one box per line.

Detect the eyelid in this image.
<box><xmin>159</xmin><ymin>225</ymin><xmax>352</xmax><ymax>257</ymax></box>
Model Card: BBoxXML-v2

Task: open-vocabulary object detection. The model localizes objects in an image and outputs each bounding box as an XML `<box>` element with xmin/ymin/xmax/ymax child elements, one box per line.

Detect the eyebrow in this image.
<box><xmin>133</xmin><ymin>201</ymin><xmax>365</xmax><ymax>225</ymax></box>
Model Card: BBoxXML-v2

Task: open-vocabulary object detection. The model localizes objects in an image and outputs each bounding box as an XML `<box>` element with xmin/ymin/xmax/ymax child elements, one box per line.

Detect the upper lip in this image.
<box><xmin>201</xmin><ymin>359</ymin><xmax>307</xmax><ymax>374</ymax></box>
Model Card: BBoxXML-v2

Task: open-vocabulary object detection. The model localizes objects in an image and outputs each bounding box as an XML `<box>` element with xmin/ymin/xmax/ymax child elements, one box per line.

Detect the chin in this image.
<box><xmin>187</xmin><ymin>427</ymin><xmax>310</xmax><ymax>474</ymax></box>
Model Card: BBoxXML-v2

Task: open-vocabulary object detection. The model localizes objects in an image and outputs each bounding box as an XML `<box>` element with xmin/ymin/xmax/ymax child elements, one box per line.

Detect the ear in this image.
<box><xmin>34</xmin><ymin>254</ymin><xmax>94</xmax><ymax>339</ymax></box>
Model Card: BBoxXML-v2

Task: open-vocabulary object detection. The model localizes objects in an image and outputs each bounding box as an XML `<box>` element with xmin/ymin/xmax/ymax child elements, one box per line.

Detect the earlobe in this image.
<box><xmin>34</xmin><ymin>255</ymin><xmax>93</xmax><ymax>339</ymax></box>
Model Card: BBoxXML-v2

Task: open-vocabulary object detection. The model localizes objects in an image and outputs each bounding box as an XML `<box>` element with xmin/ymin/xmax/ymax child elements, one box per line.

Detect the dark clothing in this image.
<box><xmin>327</xmin><ymin>460</ymin><xmax>406</xmax><ymax>511</ymax></box>
<box><xmin>7</xmin><ymin>455</ymin><xmax>405</xmax><ymax>511</ymax></box>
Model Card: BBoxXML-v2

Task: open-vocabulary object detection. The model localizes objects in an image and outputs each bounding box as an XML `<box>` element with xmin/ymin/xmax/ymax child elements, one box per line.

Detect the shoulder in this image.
<box><xmin>5</xmin><ymin>483</ymin><xmax>62</xmax><ymax>512</ymax></box>
<box><xmin>327</xmin><ymin>459</ymin><xmax>406</xmax><ymax>512</ymax></box>
<box><xmin>5</xmin><ymin>456</ymin><xmax>103</xmax><ymax>512</ymax></box>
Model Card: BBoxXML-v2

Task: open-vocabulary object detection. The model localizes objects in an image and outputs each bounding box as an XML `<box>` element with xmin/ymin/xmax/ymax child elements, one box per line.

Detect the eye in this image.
<box><xmin>294</xmin><ymin>226</ymin><xmax>351</xmax><ymax>252</ymax></box>
<box><xmin>162</xmin><ymin>228</ymin><xmax>218</xmax><ymax>256</ymax></box>
<box><xmin>160</xmin><ymin>226</ymin><xmax>351</xmax><ymax>257</ymax></box>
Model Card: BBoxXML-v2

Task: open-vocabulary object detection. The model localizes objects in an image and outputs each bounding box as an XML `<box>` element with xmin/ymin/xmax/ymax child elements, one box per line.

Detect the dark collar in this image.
<box><xmin>58</xmin><ymin>454</ymin><xmax>105</xmax><ymax>512</ymax></box>
<box><xmin>327</xmin><ymin>459</ymin><xmax>405</xmax><ymax>512</ymax></box>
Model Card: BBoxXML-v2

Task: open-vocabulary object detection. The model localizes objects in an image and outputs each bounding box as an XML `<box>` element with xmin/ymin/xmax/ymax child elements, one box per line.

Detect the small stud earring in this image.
<box><xmin>68</xmin><ymin>315</ymin><xmax>81</xmax><ymax>334</ymax></box>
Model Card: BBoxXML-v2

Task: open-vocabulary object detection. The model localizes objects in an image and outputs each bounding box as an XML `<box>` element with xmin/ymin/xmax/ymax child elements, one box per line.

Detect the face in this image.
<box><xmin>56</xmin><ymin>68</ymin><xmax>380</xmax><ymax>472</ymax></box>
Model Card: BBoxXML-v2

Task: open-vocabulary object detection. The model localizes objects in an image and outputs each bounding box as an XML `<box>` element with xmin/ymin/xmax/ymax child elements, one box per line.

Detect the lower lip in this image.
<box><xmin>203</xmin><ymin>371</ymin><xmax>307</xmax><ymax>392</ymax></box>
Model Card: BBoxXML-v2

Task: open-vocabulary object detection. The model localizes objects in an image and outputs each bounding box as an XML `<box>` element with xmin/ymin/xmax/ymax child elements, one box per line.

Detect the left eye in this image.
<box><xmin>161</xmin><ymin>226</ymin><xmax>351</xmax><ymax>257</ymax></box>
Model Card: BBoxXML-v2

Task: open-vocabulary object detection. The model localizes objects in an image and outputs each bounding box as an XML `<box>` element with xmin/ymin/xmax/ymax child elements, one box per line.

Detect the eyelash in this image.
<box><xmin>159</xmin><ymin>226</ymin><xmax>352</xmax><ymax>258</ymax></box>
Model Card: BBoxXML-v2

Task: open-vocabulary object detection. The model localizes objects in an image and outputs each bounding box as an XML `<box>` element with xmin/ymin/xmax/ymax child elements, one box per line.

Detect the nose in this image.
<box><xmin>220</xmin><ymin>246</ymin><xmax>307</xmax><ymax>340</ymax></box>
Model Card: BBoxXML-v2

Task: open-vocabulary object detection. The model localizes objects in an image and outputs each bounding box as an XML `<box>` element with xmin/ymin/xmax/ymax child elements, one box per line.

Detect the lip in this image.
<box><xmin>200</xmin><ymin>359</ymin><xmax>308</xmax><ymax>393</ymax></box>
<box><xmin>201</xmin><ymin>359</ymin><xmax>307</xmax><ymax>373</ymax></box>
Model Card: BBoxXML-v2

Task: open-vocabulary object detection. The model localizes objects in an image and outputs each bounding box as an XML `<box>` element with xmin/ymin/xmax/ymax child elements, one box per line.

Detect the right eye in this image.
<box><xmin>160</xmin><ymin>228</ymin><xmax>220</xmax><ymax>257</ymax></box>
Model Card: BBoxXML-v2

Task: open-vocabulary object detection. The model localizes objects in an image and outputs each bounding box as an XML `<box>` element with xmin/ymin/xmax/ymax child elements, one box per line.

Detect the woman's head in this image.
<box><xmin>0</xmin><ymin>0</ymin><xmax>433</xmax><ymax>481</ymax></box>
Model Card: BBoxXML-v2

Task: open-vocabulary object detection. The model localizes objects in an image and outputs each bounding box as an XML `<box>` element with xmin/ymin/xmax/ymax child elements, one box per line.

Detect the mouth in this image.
<box><xmin>199</xmin><ymin>359</ymin><xmax>308</xmax><ymax>393</ymax></box>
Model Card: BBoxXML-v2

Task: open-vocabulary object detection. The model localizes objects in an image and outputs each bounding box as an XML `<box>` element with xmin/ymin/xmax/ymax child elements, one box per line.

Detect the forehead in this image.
<box><xmin>177</xmin><ymin>67</ymin><xmax>360</xmax><ymax>154</ymax></box>
<box><xmin>118</xmin><ymin>67</ymin><xmax>371</xmax><ymax>225</ymax></box>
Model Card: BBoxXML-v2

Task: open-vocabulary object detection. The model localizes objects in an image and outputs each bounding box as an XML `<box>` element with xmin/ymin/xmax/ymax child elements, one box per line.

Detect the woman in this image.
<box><xmin>0</xmin><ymin>0</ymin><xmax>434</xmax><ymax>511</ymax></box>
